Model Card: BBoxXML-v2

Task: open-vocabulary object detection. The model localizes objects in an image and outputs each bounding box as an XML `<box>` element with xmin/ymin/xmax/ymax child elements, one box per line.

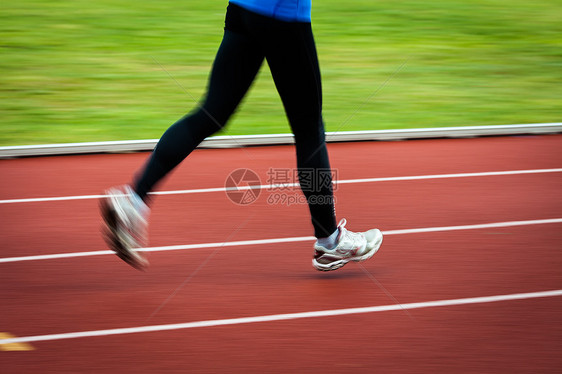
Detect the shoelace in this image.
<box><xmin>337</xmin><ymin>219</ymin><xmax>364</xmax><ymax>249</ymax></box>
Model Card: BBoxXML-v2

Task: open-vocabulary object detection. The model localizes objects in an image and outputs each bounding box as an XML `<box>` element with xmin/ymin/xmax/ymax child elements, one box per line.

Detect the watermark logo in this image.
<box><xmin>225</xmin><ymin>167</ymin><xmax>338</xmax><ymax>206</ymax></box>
<box><xmin>225</xmin><ymin>168</ymin><xmax>261</xmax><ymax>205</ymax></box>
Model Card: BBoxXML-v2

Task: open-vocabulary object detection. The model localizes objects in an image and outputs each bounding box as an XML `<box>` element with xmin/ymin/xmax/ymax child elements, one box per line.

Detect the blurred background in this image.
<box><xmin>1</xmin><ymin>0</ymin><xmax>560</xmax><ymax>146</ymax></box>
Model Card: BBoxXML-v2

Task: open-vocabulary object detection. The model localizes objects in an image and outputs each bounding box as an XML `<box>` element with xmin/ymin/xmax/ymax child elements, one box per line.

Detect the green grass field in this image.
<box><xmin>1</xmin><ymin>0</ymin><xmax>560</xmax><ymax>145</ymax></box>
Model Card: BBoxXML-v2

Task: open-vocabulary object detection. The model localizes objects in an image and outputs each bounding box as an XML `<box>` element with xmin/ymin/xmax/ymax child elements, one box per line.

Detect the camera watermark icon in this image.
<box><xmin>224</xmin><ymin>168</ymin><xmax>261</xmax><ymax>205</ymax></box>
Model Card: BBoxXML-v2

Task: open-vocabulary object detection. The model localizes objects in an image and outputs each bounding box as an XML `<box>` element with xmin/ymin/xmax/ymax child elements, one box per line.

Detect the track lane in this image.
<box><xmin>1</xmin><ymin>224</ymin><xmax>561</xmax><ymax>338</ymax></box>
<box><xmin>2</xmin><ymin>296</ymin><xmax>561</xmax><ymax>373</ymax></box>
<box><xmin>1</xmin><ymin>135</ymin><xmax>561</xmax><ymax>200</ymax></box>
<box><xmin>1</xmin><ymin>171</ymin><xmax>560</xmax><ymax>258</ymax></box>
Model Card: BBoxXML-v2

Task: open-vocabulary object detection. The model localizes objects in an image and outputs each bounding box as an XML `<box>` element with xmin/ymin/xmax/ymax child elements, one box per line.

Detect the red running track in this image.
<box><xmin>1</xmin><ymin>135</ymin><xmax>561</xmax><ymax>373</ymax></box>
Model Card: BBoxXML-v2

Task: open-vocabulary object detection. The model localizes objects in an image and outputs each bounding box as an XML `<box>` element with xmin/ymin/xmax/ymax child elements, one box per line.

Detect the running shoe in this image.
<box><xmin>100</xmin><ymin>185</ymin><xmax>149</xmax><ymax>270</ymax></box>
<box><xmin>313</xmin><ymin>218</ymin><xmax>383</xmax><ymax>271</ymax></box>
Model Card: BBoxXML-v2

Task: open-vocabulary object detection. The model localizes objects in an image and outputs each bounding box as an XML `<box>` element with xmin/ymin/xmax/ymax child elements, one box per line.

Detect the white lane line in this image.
<box><xmin>1</xmin><ymin>168</ymin><xmax>561</xmax><ymax>204</ymax></box>
<box><xmin>1</xmin><ymin>289</ymin><xmax>561</xmax><ymax>345</ymax></box>
<box><xmin>1</xmin><ymin>218</ymin><xmax>560</xmax><ymax>264</ymax></box>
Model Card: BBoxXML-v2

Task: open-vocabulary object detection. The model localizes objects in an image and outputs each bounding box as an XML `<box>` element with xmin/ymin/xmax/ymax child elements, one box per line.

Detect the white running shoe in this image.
<box><xmin>100</xmin><ymin>185</ymin><xmax>149</xmax><ymax>270</ymax></box>
<box><xmin>313</xmin><ymin>218</ymin><xmax>383</xmax><ymax>271</ymax></box>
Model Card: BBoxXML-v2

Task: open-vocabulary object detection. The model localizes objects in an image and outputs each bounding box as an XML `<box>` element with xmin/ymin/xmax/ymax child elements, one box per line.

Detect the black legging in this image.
<box><xmin>135</xmin><ymin>3</ymin><xmax>337</xmax><ymax>238</ymax></box>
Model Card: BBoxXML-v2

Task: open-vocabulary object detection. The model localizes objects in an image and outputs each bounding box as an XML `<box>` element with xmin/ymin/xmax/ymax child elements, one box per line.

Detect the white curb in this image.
<box><xmin>0</xmin><ymin>123</ymin><xmax>560</xmax><ymax>158</ymax></box>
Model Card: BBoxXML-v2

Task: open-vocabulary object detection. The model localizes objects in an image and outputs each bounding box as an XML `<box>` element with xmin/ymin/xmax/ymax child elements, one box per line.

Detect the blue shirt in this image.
<box><xmin>229</xmin><ymin>0</ymin><xmax>312</xmax><ymax>22</ymax></box>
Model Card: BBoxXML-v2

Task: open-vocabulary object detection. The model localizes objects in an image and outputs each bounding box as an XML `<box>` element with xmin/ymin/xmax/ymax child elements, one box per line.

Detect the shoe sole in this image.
<box><xmin>100</xmin><ymin>195</ymin><xmax>148</xmax><ymax>271</ymax></box>
<box><xmin>313</xmin><ymin>229</ymin><xmax>383</xmax><ymax>272</ymax></box>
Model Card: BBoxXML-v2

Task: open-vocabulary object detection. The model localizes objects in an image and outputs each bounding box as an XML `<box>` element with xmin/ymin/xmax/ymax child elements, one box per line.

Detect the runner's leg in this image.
<box><xmin>135</xmin><ymin>24</ymin><xmax>264</xmax><ymax>200</ymax></box>
<box><xmin>248</xmin><ymin>17</ymin><xmax>337</xmax><ymax>238</ymax></box>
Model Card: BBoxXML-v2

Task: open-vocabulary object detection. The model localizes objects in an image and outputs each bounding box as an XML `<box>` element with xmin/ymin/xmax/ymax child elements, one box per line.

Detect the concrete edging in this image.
<box><xmin>0</xmin><ymin>123</ymin><xmax>560</xmax><ymax>158</ymax></box>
